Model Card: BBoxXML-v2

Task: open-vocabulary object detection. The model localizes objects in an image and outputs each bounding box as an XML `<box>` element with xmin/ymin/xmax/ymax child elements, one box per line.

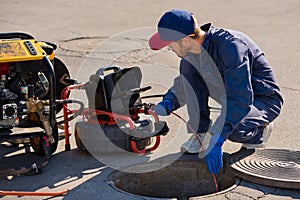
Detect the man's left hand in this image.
<box><xmin>153</xmin><ymin>99</ymin><xmax>173</xmax><ymax>116</ymax></box>
<box><xmin>205</xmin><ymin>134</ymin><xmax>225</xmax><ymax>175</ymax></box>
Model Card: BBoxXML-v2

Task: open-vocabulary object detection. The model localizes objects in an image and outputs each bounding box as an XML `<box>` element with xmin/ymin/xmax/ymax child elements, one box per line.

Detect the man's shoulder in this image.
<box><xmin>202</xmin><ymin>23</ymin><xmax>234</xmax><ymax>48</ymax></box>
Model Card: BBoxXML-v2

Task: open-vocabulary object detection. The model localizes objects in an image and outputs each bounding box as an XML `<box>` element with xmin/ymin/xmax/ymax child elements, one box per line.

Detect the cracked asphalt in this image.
<box><xmin>1</xmin><ymin>0</ymin><xmax>300</xmax><ymax>199</ymax></box>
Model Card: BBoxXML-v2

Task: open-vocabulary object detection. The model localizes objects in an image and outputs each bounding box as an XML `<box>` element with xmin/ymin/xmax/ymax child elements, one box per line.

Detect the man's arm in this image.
<box><xmin>218</xmin><ymin>39</ymin><xmax>254</xmax><ymax>139</ymax></box>
<box><xmin>163</xmin><ymin>76</ymin><xmax>186</xmax><ymax>111</ymax></box>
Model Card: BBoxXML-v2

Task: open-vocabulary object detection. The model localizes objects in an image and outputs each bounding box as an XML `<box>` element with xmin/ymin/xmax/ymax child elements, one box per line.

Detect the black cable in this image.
<box><xmin>141</xmin><ymin>94</ymin><xmax>221</xmax><ymax>111</ymax></box>
<box><xmin>56</xmin><ymin>99</ymin><xmax>84</xmax><ymax>125</ymax></box>
<box><xmin>140</xmin><ymin>94</ymin><xmax>164</xmax><ymax>99</ymax></box>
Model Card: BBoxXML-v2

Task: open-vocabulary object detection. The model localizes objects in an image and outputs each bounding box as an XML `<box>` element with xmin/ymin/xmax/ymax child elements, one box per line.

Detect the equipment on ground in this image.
<box><xmin>0</xmin><ymin>32</ymin><xmax>73</xmax><ymax>175</ymax></box>
<box><xmin>63</xmin><ymin>65</ymin><xmax>169</xmax><ymax>153</ymax></box>
<box><xmin>0</xmin><ymin>32</ymin><xmax>169</xmax><ymax>177</ymax></box>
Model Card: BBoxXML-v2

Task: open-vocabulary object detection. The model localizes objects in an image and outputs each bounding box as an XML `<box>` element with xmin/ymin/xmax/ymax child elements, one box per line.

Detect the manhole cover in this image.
<box><xmin>230</xmin><ymin>148</ymin><xmax>300</xmax><ymax>189</ymax></box>
<box><xmin>109</xmin><ymin>155</ymin><xmax>239</xmax><ymax>200</ymax></box>
<box><xmin>60</xmin><ymin>37</ymin><xmax>107</xmax><ymax>53</ymax></box>
<box><xmin>60</xmin><ymin>36</ymin><xmax>145</xmax><ymax>53</ymax></box>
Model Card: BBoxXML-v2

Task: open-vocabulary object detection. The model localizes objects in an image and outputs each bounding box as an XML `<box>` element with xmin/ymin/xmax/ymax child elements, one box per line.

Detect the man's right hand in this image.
<box><xmin>205</xmin><ymin>134</ymin><xmax>224</xmax><ymax>175</ymax></box>
<box><xmin>154</xmin><ymin>99</ymin><xmax>173</xmax><ymax>116</ymax></box>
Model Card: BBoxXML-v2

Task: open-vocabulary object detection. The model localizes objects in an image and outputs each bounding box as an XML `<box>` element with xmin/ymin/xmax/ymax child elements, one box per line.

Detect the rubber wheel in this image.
<box><xmin>74</xmin><ymin>128</ymin><xmax>87</xmax><ymax>151</ymax></box>
<box><xmin>53</xmin><ymin>57</ymin><xmax>71</xmax><ymax>113</ymax></box>
<box><xmin>30</xmin><ymin>124</ymin><xmax>59</xmax><ymax>156</ymax></box>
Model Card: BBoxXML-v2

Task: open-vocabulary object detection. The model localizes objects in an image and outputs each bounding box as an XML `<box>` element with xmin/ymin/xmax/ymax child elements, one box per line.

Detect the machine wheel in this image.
<box><xmin>53</xmin><ymin>57</ymin><xmax>72</xmax><ymax>113</ymax></box>
<box><xmin>30</xmin><ymin>124</ymin><xmax>59</xmax><ymax>156</ymax></box>
<box><xmin>74</xmin><ymin>128</ymin><xmax>87</xmax><ymax>151</ymax></box>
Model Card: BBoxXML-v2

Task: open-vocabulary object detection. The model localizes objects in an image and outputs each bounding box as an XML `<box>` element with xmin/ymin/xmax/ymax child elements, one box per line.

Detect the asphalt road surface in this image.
<box><xmin>0</xmin><ymin>0</ymin><xmax>300</xmax><ymax>199</ymax></box>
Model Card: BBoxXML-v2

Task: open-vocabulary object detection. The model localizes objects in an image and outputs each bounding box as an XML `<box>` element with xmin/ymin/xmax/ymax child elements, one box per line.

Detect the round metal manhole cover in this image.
<box><xmin>230</xmin><ymin>149</ymin><xmax>300</xmax><ymax>189</ymax></box>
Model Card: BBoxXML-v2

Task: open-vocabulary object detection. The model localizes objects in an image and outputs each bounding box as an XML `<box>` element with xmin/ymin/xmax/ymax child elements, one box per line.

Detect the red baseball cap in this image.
<box><xmin>149</xmin><ymin>9</ymin><xmax>195</xmax><ymax>50</ymax></box>
<box><xmin>148</xmin><ymin>32</ymin><xmax>172</xmax><ymax>50</ymax></box>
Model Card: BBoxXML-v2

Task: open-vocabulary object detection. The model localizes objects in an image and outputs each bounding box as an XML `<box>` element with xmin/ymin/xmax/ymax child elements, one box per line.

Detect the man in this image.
<box><xmin>148</xmin><ymin>9</ymin><xmax>283</xmax><ymax>175</ymax></box>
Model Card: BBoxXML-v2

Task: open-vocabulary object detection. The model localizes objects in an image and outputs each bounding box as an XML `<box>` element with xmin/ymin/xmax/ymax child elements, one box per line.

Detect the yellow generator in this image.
<box><xmin>0</xmin><ymin>32</ymin><xmax>72</xmax><ymax>158</ymax></box>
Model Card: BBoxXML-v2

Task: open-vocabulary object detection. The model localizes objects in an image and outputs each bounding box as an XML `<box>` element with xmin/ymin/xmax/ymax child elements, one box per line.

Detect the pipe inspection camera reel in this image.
<box><xmin>63</xmin><ymin>65</ymin><xmax>169</xmax><ymax>154</ymax></box>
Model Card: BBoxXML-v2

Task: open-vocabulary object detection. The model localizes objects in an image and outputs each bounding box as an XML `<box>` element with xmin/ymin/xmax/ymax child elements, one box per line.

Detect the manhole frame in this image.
<box><xmin>107</xmin><ymin>159</ymin><xmax>241</xmax><ymax>199</ymax></box>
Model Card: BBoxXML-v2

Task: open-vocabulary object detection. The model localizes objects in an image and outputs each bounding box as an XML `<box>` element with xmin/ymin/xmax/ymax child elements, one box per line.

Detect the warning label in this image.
<box><xmin>0</xmin><ymin>42</ymin><xmax>27</xmax><ymax>58</ymax></box>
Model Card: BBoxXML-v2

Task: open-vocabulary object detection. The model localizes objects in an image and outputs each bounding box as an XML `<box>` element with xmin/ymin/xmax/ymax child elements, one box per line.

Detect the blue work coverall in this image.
<box><xmin>164</xmin><ymin>23</ymin><xmax>283</xmax><ymax>144</ymax></box>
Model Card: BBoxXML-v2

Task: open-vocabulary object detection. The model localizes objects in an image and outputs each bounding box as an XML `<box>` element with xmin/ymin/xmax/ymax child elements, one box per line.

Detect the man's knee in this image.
<box><xmin>228</xmin><ymin>125</ymin><xmax>264</xmax><ymax>144</ymax></box>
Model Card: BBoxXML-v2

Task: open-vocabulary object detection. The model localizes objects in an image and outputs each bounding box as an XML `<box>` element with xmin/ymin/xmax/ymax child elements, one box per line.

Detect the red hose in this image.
<box><xmin>212</xmin><ymin>174</ymin><xmax>219</xmax><ymax>192</ymax></box>
<box><xmin>0</xmin><ymin>189</ymin><xmax>69</xmax><ymax>197</ymax></box>
<box><xmin>171</xmin><ymin>111</ymin><xmax>219</xmax><ymax>192</ymax></box>
<box><xmin>170</xmin><ymin>112</ymin><xmax>206</xmax><ymax>152</ymax></box>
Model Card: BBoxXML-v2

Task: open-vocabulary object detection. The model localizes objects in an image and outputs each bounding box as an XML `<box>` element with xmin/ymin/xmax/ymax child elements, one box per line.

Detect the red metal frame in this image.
<box><xmin>61</xmin><ymin>83</ymin><xmax>86</xmax><ymax>150</ymax></box>
<box><xmin>130</xmin><ymin>108</ymin><xmax>160</xmax><ymax>153</ymax></box>
<box><xmin>60</xmin><ymin>84</ymin><xmax>161</xmax><ymax>153</ymax></box>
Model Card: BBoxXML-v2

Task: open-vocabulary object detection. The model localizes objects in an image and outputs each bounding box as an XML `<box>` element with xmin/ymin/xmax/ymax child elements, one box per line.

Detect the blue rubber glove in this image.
<box><xmin>205</xmin><ymin>134</ymin><xmax>225</xmax><ymax>175</ymax></box>
<box><xmin>154</xmin><ymin>99</ymin><xmax>173</xmax><ymax>116</ymax></box>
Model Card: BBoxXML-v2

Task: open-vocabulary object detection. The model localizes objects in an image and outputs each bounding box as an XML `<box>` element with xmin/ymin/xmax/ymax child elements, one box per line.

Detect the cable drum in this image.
<box><xmin>230</xmin><ymin>149</ymin><xmax>300</xmax><ymax>189</ymax></box>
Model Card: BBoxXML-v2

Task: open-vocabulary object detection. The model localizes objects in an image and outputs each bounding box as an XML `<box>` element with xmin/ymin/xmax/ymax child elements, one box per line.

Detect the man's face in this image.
<box><xmin>168</xmin><ymin>38</ymin><xmax>192</xmax><ymax>58</ymax></box>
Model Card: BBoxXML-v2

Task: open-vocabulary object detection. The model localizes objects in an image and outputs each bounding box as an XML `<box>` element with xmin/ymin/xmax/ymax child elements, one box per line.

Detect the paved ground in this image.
<box><xmin>1</xmin><ymin>0</ymin><xmax>300</xmax><ymax>199</ymax></box>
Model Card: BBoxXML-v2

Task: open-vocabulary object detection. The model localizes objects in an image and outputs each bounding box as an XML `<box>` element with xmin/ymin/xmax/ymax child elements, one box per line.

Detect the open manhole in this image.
<box><xmin>109</xmin><ymin>154</ymin><xmax>239</xmax><ymax>200</ymax></box>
